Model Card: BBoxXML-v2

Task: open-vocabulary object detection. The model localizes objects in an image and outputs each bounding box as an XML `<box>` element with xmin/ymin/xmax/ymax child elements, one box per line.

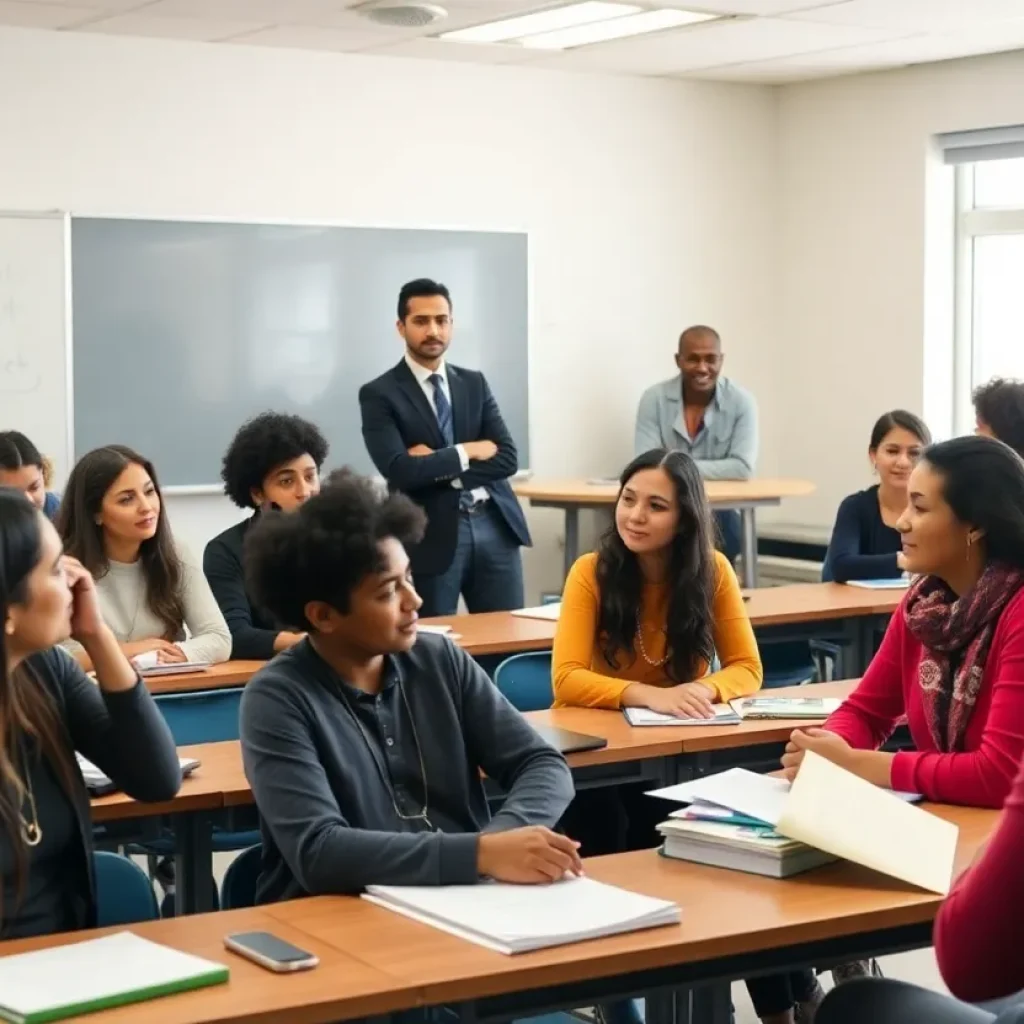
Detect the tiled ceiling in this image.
<box><xmin>4</xmin><ymin>0</ymin><xmax>1024</xmax><ymax>81</ymax></box>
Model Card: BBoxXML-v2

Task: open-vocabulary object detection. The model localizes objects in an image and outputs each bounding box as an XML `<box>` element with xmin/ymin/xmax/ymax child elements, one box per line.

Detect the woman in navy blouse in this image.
<box><xmin>822</xmin><ymin>410</ymin><xmax>930</xmax><ymax>583</ymax></box>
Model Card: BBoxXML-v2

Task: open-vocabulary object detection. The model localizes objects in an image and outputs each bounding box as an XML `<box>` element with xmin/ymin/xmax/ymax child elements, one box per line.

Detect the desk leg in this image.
<box><xmin>739</xmin><ymin>509</ymin><xmax>757</xmax><ymax>589</ymax></box>
<box><xmin>173</xmin><ymin>811</ymin><xmax>214</xmax><ymax>916</ymax></box>
<box><xmin>647</xmin><ymin>991</ymin><xmax>689</xmax><ymax>1024</ymax></box>
<box><xmin>563</xmin><ymin>507</ymin><xmax>580</xmax><ymax>580</ymax></box>
<box><xmin>691</xmin><ymin>984</ymin><xmax>733</xmax><ymax>1024</ymax></box>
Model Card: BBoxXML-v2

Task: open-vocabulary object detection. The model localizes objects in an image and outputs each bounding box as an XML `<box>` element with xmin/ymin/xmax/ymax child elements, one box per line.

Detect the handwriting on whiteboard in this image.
<box><xmin>0</xmin><ymin>264</ymin><xmax>42</xmax><ymax>395</ymax></box>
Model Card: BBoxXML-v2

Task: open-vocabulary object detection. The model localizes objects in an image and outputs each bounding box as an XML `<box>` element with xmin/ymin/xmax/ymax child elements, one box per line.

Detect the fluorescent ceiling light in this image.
<box><xmin>440</xmin><ymin>1</ymin><xmax>639</xmax><ymax>44</ymax></box>
<box><xmin>519</xmin><ymin>7</ymin><xmax>717</xmax><ymax>48</ymax></box>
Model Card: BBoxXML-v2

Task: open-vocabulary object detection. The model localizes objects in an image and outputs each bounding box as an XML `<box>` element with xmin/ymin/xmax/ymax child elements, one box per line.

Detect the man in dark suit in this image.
<box><xmin>359</xmin><ymin>278</ymin><xmax>531</xmax><ymax>617</ymax></box>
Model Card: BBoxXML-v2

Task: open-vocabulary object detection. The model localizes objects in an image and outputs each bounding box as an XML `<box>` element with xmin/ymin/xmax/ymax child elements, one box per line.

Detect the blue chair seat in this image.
<box><xmin>94</xmin><ymin>851</ymin><xmax>159</xmax><ymax>925</ymax></box>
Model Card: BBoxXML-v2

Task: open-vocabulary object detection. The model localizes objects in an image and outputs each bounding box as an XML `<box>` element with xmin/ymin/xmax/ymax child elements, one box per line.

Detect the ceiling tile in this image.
<box><xmin>0</xmin><ymin>1</ymin><xmax>98</xmax><ymax>27</ymax></box>
<box><xmin>138</xmin><ymin>0</ymin><xmax>341</xmax><ymax>19</ymax></box>
<box><xmin>11</xmin><ymin>0</ymin><xmax>152</xmax><ymax>9</ymax></box>
<box><xmin>75</xmin><ymin>11</ymin><xmax>272</xmax><ymax>38</ymax></box>
<box><xmin>227</xmin><ymin>22</ymin><xmax>400</xmax><ymax>50</ymax></box>
<box><xmin>699</xmin><ymin>16</ymin><xmax>1024</xmax><ymax>80</ymax></box>
<box><xmin>645</xmin><ymin>0</ymin><xmax>861</xmax><ymax>12</ymax></box>
<box><xmin>532</xmin><ymin>14</ymin><xmax>893</xmax><ymax>75</ymax></box>
<box><xmin>789</xmin><ymin>0</ymin><xmax>1024</xmax><ymax>31</ymax></box>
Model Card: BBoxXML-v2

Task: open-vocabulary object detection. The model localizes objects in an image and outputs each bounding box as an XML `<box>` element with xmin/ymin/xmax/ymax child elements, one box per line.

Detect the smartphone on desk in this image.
<box><xmin>224</xmin><ymin>931</ymin><xmax>319</xmax><ymax>972</ymax></box>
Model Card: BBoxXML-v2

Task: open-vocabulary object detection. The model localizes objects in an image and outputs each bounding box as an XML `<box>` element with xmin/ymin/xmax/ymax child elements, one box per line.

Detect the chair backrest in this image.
<box><xmin>221</xmin><ymin>845</ymin><xmax>263</xmax><ymax>910</ymax></box>
<box><xmin>94</xmin><ymin>851</ymin><xmax>159</xmax><ymax>925</ymax></box>
<box><xmin>154</xmin><ymin>687</ymin><xmax>243</xmax><ymax>745</ymax></box>
<box><xmin>494</xmin><ymin>652</ymin><xmax>553</xmax><ymax>712</ymax></box>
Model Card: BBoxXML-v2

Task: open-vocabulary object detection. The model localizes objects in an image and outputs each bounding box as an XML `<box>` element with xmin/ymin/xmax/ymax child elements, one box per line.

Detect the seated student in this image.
<box><xmin>239</xmin><ymin>469</ymin><xmax>578</xmax><ymax>900</ymax></box>
<box><xmin>974</xmin><ymin>377</ymin><xmax>1024</xmax><ymax>458</ymax></box>
<box><xmin>204</xmin><ymin>412</ymin><xmax>329</xmax><ymax>659</ymax></box>
<box><xmin>0</xmin><ymin>488</ymin><xmax>180</xmax><ymax>939</ymax></box>
<box><xmin>553</xmin><ymin>450</ymin><xmax>814</xmax><ymax>1023</ymax></box>
<box><xmin>57</xmin><ymin>446</ymin><xmax>230</xmax><ymax>669</ymax></box>
<box><xmin>783</xmin><ymin>435</ymin><xmax>1024</xmax><ymax>808</ymax></box>
<box><xmin>553</xmin><ymin>447</ymin><xmax>761</xmax><ymax>715</ymax></box>
<box><xmin>0</xmin><ymin>432</ymin><xmax>60</xmax><ymax>520</ymax></box>
<box><xmin>822</xmin><ymin>410</ymin><xmax>930</xmax><ymax>583</ymax></box>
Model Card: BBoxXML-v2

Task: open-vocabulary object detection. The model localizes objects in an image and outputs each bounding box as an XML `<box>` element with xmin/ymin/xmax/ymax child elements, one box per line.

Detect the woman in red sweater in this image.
<box><xmin>782</xmin><ymin>435</ymin><xmax>1024</xmax><ymax>807</ymax></box>
<box><xmin>798</xmin><ymin>435</ymin><xmax>1024</xmax><ymax>1024</ymax></box>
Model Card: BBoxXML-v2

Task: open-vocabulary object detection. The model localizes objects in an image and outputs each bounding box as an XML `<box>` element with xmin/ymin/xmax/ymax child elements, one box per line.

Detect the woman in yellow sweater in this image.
<box><xmin>553</xmin><ymin>447</ymin><xmax>762</xmax><ymax>714</ymax></box>
<box><xmin>554</xmin><ymin>451</ymin><xmax>820</xmax><ymax>1024</ymax></box>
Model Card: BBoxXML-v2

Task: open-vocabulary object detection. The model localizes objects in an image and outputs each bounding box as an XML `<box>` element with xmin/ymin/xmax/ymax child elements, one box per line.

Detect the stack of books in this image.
<box><xmin>647</xmin><ymin>758</ymin><xmax>956</xmax><ymax>893</ymax></box>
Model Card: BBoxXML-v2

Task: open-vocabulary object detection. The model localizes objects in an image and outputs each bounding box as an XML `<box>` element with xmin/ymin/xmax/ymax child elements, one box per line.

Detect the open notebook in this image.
<box><xmin>729</xmin><ymin>697</ymin><xmax>844</xmax><ymax>720</ymax></box>
<box><xmin>623</xmin><ymin>705</ymin><xmax>741</xmax><ymax>727</ymax></box>
<box><xmin>363</xmin><ymin>876</ymin><xmax>680</xmax><ymax>954</ymax></box>
<box><xmin>0</xmin><ymin>932</ymin><xmax>228</xmax><ymax>1024</ymax></box>
<box><xmin>845</xmin><ymin>579</ymin><xmax>910</xmax><ymax>590</ymax></box>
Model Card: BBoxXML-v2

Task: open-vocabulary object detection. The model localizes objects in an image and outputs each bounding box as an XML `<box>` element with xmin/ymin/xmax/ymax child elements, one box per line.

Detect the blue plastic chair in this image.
<box><xmin>221</xmin><ymin>845</ymin><xmax>263</xmax><ymax>910</ymax></box>
<box><xmin>494</xmin><ymin>652</ymin><xmax>553</xmax><ymax>712</ymax></box>
<box><xmin>94</xmin><ymin>851</ymin><xmax>160</xmax><ymax>925</ymax></box>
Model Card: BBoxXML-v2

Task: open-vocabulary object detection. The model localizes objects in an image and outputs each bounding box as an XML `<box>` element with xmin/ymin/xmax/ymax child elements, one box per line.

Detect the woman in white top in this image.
<box><xmin>57</xmin><ymin>446</ymin><xmax>230</xmax><ymax>669</ymax></box>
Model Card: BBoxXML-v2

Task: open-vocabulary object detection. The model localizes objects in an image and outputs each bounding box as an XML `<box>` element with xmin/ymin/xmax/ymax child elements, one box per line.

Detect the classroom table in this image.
<box><xmin>514</xmin><ymin>478</ymin><xmax>816</xmax><ymax>587</ymax></box>
<box><xmin>266</xmin><ymin>801</ymin><xmax>992</xmax><ymax>1024</ymax></box>
<box><xmin>426</xmin><ymin>584</ymin><xmax>900</xmax><ymax>676</ymax></box>
<box><xmin>0</xmin><ymin>905</ymin><xmax>422</xmax><ymax>1024</ymax></box>
<box><xmin>90</xmin><ymin>682</ymin><xmax>854</xmax><ymax>918</ymax></box>
<box><xmin>9</xmin><ymin>802</ymin><xmax>992</xmax><ymax>1024</ymax></box>
<box><xmin>144</xmin><ymin>660</ymin><xmax>265</xmax><ymax>695</ymax></box>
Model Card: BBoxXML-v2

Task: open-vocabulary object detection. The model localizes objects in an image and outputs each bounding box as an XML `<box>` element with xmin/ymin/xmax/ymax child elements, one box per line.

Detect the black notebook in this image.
<box><xmin>531</xmin><ymin>724</ymin><xmax>607</xmax><ymax>755</ymax></box>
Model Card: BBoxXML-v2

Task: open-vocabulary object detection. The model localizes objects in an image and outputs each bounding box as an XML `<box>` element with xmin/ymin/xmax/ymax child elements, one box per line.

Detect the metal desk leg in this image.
<box><xmin>173</xmin><ymin>811</ymin><xmax>214</xmax><ymax>916</ymax></box>
<box><xmin>739</xmin><ymin>508</ymin><xmax>758</xmax><ymax>589</ymax></box>
<box><xmin>563</xmin><ymin>506</ymin><xmax>580</xmax><ymax>579</ymax></box>
<box><xmin>691</xmin><ymin>983</ymin><xmax>733</xmax><ymax>1024</ymax></box>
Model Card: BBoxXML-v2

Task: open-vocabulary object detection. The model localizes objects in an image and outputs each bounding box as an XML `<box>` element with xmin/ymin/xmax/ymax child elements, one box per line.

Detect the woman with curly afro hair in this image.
<box><xmin>203</xmin><ymin>412</ymin><xmax>329</xmax><ymax>659</ymax></box>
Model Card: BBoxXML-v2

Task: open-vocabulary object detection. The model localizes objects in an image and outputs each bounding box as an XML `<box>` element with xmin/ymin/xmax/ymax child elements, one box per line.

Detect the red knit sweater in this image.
<box><xmin>825</xmin><ymin>587</ymin><xmax>1024</xmax><ymax>808</ymax></box>
<box><xmin>934</xmin><ymin>755</ymin><xmax>1024</xmax><ymax>1002</ymax></box>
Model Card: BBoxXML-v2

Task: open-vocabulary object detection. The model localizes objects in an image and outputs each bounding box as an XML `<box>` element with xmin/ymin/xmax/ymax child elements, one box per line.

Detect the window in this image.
<box><xmin>946</xmin><ymin>128</ymin><xmax>1024</xmax><ymax>434</ymax></box>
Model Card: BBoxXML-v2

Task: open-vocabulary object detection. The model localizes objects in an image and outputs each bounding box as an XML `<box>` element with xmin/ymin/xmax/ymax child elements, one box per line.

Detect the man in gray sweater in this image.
<box><xmin>239</xmin><ymin>469</ymin><xmax>578</xmax><ymax>902</ymax></box>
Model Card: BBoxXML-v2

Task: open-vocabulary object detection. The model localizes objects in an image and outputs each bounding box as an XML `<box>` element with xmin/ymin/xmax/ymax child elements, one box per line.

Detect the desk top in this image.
<box><xmin>265</xmin><ymin>801</ymin><xmax>993</xmax><ymax>1007</ymax></box>
<box><xmin>0</xmin><ymin>906</ymin><xmax>420</xmax><ymax>1024</ymax></box>
<box><xmin>144</xmin><ymin>661</ymin><xmax>264</xmax><ymax>696</ymax></box>
<box><xmin>515</xmin><ymin>478</ymin><xmax>816</xmax><ymax>507</ymax></box>
<box><xmin>90</xmin><ymin>682</ymin><xmax>857</xmax><ymax>820</ymax></box>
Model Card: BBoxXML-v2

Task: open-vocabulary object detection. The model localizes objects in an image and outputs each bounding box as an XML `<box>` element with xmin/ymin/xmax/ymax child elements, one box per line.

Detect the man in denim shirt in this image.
<box><xmin>634</xmin><ymin>325</ymin><xmax>758</xmax><ymax>560</ymax></box>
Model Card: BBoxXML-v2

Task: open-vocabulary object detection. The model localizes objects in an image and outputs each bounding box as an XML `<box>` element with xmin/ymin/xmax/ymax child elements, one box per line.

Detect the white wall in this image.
<box><xmin>776</xmin><ymin>50</ymin><xmax>1024</xmax><ymax>528</ymax></box>
<box><xmin>0</xmin><ymin>26</ymin><xmax>778</xmax><ymax>598</ymax></box>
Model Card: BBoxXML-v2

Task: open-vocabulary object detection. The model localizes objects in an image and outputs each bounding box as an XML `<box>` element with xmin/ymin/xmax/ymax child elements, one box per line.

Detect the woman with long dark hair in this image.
<box><xmin>0</xmin><ymin>432</ymin><xmax>60</xmax><ymax>521</ymax></box>
<box><xmin>553</xmin><ymin>448</ymin><xmax>761</xmax><ymax>715</ymax></box>
<box><xmin>0</xmin><ymin>488</ymin><xmax>179</xmax><ymax>938</ymax></box>
<box><xmin>58</xmin><ymin>446</ymin><xmax>230</xmax><ymax>669</ymax></box>
<box><xmin>784</xmin><ymin>436</ymin><xmax>1024</xmax><ymax>805</ymax></box>
<box><xmin>822</xmin><ymin>410</ymin><xmax>930</xmax><ymax>582</ymax></box>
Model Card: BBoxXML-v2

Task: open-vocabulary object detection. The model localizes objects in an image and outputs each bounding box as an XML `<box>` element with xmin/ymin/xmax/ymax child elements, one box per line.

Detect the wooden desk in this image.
<box><xmin>0</xmin><ymin>906</ymin><xmax>422</xmax><ymax>1024</ymax></box>
<box><xmin>424</xmin><ymin>583</ymin><xmax>900</xmax><ymax>675</ymax></box>
<box><xmin>144</xmin><ymin>661</ymin><xmax>264</xmax><ymax>696</ymax></box>
<box><xmin>264</xmin><ymin>803</ymin><xmax>992</xmax><ymax>1024</ymax></box>
<box><xmin>515</xmin><ymin>478</ymin><xmax>816</xmax><ymax>587</ymax></box>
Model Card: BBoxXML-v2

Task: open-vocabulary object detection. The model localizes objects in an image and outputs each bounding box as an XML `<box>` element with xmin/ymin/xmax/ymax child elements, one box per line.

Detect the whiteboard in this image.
<box><xmin>70</xmin><ymin>218</ymin><xmax>530</xmax><ymax>489</ymax></box>
<box><xmin>0</xmin><ymin>213</ymin><xmax>70</xmax><ymax>481</ymax></box>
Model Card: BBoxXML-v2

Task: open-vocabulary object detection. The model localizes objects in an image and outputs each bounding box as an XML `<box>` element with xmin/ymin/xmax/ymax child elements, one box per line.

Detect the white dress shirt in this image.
<box><xmin>404</xmin><ymin>353</ymin><xmax>488</xmax><ymax>504</ymax></box>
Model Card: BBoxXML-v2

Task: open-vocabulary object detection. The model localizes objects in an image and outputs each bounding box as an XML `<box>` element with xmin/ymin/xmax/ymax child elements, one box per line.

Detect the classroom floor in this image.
<box><xmin>205</xmin><ymin>853</ymin><xmax>948</xmax><ymax>1023</ymax></box>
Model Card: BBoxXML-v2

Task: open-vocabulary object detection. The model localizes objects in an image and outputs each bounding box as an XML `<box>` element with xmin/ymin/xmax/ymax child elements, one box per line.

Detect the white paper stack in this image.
<box><xmin>0</xmin><ymin>932</ymin><xmax>228</xmax><ymax>1023</ymax></box>
<box><xmin>729</xmin><ymin>696</ymin><xmax>844</xmax><ymax>720</ymax></box>
<box><xmin>363</xmin><ymin>876</ymin><xmax>680</xmax><ymax>954</ymax></box>
<box><xmin>77</xmin><ymin>753</ymin><xmax>200</xmax><ymax>795</ymax></box>
<box><xmin>510</xmin><ymin>603</ymin><xmax>562</xmax><ymax>622</ymax></box>
<box><xmin>845</xmin><ymin>579</ymin><xmax>910</xmax><ymax>590</ymax></box>
<box><xmin>624</xmin><ymin>705</ymin><xmax>741</xmax><ymax>727</ymax></box>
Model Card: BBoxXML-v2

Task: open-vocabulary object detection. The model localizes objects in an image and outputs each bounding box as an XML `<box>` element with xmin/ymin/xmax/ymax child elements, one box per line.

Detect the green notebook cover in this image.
<box><xmin>0</xmin><ymin>932</ymin><xmax>230</xmax><ymax>1024</ymax></box>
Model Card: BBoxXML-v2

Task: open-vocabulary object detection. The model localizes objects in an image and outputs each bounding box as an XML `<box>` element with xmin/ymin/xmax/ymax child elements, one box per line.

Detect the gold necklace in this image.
<box><xmin>18</xmin><ymin>749</ymin><xmax>42</xmax><ymax>847</ymax></box>
<box><xmin>635</xmin><ymin>611</ymin><xmax>670</xmax><ymax>667</ymax></box>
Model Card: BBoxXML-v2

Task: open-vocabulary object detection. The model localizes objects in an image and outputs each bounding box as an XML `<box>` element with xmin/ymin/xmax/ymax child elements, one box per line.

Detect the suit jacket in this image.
<box><xmin>359</xmin><ymin>360</ymin><xmax>531</xmax><ymax>576</ymax></box>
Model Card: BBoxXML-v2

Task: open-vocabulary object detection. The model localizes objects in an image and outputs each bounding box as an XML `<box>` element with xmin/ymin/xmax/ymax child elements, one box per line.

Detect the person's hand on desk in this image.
<box><xmin>463</xmin><ymin>440</ymin><xmax>497</xmax><ymax>462</ymax></box>
<box><xmin>781</xmin><ymin>727</ymin><xmax>894</xmax><ymax>787</ymax></box>
<box><xmin>121</xmin><ymin>638</ymin><xmax>186</xmax><ymax>663</ymax></box>
<box><xmin>622</xmin><ymin>681</ymin><xmax>716</xmax><ymax>719</ymax></box>
<box><xmin>478</xmin><ymin>826</ymin><xmax>583</xmax><ymax>883</ymax></box>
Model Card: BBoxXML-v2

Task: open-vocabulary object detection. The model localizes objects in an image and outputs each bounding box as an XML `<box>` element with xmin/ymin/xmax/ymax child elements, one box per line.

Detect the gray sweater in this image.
<box><xmin>240</xmin><ymin>634</ymin><xmax>574</xmax><ymax>902</ymax></box>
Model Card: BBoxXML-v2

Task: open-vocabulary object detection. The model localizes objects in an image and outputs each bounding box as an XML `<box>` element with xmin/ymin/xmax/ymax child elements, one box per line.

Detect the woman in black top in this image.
<box><xmin>0</xmin><ymin>487</ymin><xmax>180</xmax><ymax>938</ymax></box>
<box><xmin>203</xmin><ymin>413</ymin><xmax>329</xmax><ymax>660</ymax></box>
<box><xmin>822</xmin><ymin>410</ymin><xmax>930</xmax><ymax>583</ymax></box>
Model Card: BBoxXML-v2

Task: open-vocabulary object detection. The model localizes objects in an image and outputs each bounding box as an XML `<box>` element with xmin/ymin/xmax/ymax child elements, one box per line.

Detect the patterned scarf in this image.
<box><xmin>904</xmin><ymin>563</ymin><xmax>1024</xmax><ymax>752</ymax></box>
